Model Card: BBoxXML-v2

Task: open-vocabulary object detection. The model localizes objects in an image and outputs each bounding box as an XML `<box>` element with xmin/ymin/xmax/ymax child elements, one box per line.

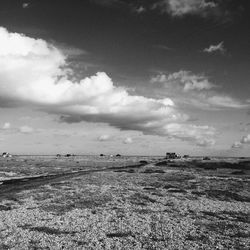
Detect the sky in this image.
<box><xmin>0</xmin><ymin>0</ymin><xmax>250</xmax><ymax>156</ymax></box>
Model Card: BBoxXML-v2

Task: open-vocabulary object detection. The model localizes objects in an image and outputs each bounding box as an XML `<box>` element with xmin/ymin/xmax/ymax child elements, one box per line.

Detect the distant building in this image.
<box><xmin>2</xmin><ymin>152</ymin><xmax>12</xmax><ymax>158</ymax></box>
<box><xmin>65</xmin><ymin>153</ymin><xmax>74</xmax><ymax>157</ymax></box>
<box><xmin>203</xmin><ymin>156</ymin><xmax>211</xmax><ymax>160</ymax></box>
<box><xmin>165</xmin><ymin>152</ymin><xmax>180</xmax><ymax>159</ymax></box>
<box><xmin>183</xmin><ymin>155</ymin><xmax>190</xmax><ymax>159</ymax></box>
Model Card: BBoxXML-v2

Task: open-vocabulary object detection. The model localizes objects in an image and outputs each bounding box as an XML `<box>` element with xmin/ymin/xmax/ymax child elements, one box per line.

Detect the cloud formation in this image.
<box><xmin>151</xmin><ymin>71</ymin><xmax>248</xmax><ymax>110</ymax></box>
<box><xmin>240</xmin><ymin>134</ymin><xmax>250</xmax><ymax>144</ymax></box>
<box><xmin>204</xmin><ymin>42</ymin><xmax>225</xmax><ymax>54</ymax></box>
<box><xmin>151</xmin><ymin>70</ymin><xmax>214</xmax><ymax>91</ymax></box>
<box><xmin>153</xmin><ymin>0</ymin><xmax>218</xmax><ymax>17</ymax></box>
<box><xmin>123</xmin><ymin>137</ymin><xmax>133</xmax><ymax>144</ymax></box>
<box><xmin>232</xmin><ymin>134</ymin><xmax>250</xmax><ymax>149</ymax></box>
<box><xmin>2</xmin><ymin>122</ymin><xmax>11</xmax><ymax>130</ymax></box>
<box><xmin>0</xmin><ymin>122</ymin><xmax>36</xmax><ymax>135</ymax></box>
<box><xmin>231</xmin><ymin>141</ymin><xmax>242</xmax><ymax>149</ymax></box>
<box><xmin>22</xmin><ymin>3</ymin><xmax>30</xmax><ymax>9</ymax></box>
<box><xmin>134</xmin><ymin>6</ymin><xmax>146</xmax><ymax>14</ymax></box>
<box><xmin>98</xmin><ymin>135</ymin><xmax>111</xmax><ymax>142</ymax></box>
<box><xmin>206</xmin><ymin>96</ymin><xmax>245</xmax><ymax>109</ymax></box>
<box><xmin>19</xmin><ymin>126</ymin><xmax>34</xmax><ymax>134</ymax></box>
<box><xmin>196</xmin><ymin>138</ymin><xmax>215</xmax><ymax>147</ymax></box>
<box><xmin>0</xmin><ymin>27</ymin><xmax>215</xmax><ymax>145</ymax></box>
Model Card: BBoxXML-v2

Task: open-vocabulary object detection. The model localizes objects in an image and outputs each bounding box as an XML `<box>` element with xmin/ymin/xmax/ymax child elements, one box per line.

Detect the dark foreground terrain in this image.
<box><xmin>0</xmin><ymin>156</ymin><xmax>249</xmax><ymax>249</ymax></box>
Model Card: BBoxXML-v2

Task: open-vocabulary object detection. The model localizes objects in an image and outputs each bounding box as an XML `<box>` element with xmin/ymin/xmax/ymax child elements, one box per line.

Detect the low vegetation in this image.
<box><xmin>0</xmin><ymin>156</ymin><xmax>249</xmax><ymax>249</ymax></box>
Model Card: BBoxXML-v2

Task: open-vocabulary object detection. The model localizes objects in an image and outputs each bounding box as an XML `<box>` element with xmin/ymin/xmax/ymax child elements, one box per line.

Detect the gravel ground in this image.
<box><xmin>0</xmin><ymin>156</ymin><xmax>249</xmax><ymax>249</ymax></box>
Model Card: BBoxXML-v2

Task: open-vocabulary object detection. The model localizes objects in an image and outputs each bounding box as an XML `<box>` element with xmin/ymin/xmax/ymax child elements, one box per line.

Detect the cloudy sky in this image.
<box><xmin>0</xmin><ymin>0</ymin><xmax>249</xmax><ymax>156</ymax></box>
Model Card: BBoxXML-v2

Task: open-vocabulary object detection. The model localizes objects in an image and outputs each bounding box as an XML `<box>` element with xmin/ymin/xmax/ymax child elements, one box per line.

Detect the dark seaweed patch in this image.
<box><xmin>106</xmin><ymin>232</ymin><xmax>133</xmax><ymax>238</ymax></box>
<box><xmin>23</xmin><ymin>226</ymin><xmax>76</xmax><ymax>235</ymax></box>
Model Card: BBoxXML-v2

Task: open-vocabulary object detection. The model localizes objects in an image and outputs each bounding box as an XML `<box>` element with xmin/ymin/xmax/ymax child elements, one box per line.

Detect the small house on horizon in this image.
<box><xmin>2</xmin><ymin>152</ymin><xmax>12</xmax><ymax>158</ymax></box>
<box><xmin>165</xmin><ymin>152</ymin><xmax>180</xmax><ymax>159</ymax></box>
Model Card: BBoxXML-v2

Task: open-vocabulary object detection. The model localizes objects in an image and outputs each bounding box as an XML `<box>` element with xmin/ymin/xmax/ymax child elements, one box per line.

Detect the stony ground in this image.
<box><xmin>0</xmin><ymin>156</ymin><xmax>249</xmax><ymax>249</ymax></box>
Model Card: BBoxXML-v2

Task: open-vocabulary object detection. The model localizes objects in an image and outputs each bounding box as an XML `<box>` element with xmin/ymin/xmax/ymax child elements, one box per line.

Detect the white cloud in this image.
<box><xmin>151</xmin><ymin>74</ymin><xmax>168</xmax><ymax>84</ymax></box>
<box><xmin>231</xmin><ymin>141</ymin><xmax>242</xmax><ymax>149</ymax></box>
<box><xmin>232</xmin><ymin>134</ymin><xmax>250</xmax><ymax>149</ymax></box>
<box><xmin>196</xmin><ymin>138</ymin><xmax>215</xmax><ymax>147</ymax></box>
<box><xmin>134</xmin><ymin>6</ymin><xmax>146</xmax><ymax>14</ymax></box>
<box><xmin>19</xmin><ymin>126</ymin><xmax>34</xmax><ymax>134</ymax></box>
<box><xmin>22</xmin><ymin>3</ymin><xmax>30</xmax><ymax>9</ymax></box>
<box><xmin>204</xmin><ymin>42</ymin><xmax>226</xmax><ymax>54</ymax></box>
<box><xmin>151</xmin><ymin>71</ymin><xmax>248</xmax><ymax>110</ymax></box>
<box><xmin>98</xmin><ymin>135</ymin><xmax>111</xmax><ymax>141</ymax></box>
<box><xmin>2</xmin><ymin>122</ymin><xmax>11</xmax><ymax>130</ymax></box>
<box><xmin>163</xmin><ymin>123</ymin><xmax>216</xmax><ymax>145</ymax></box>
<box><xmin>153</xmin><ymin>0</ymin><xmax>217</xmax><ymax>17</ymax></box>
<box><xmin>168</xmin><ymin>71</ymin><xmax>214</xmax><ymax>91</ymax></box>
<box><xmin>0</xmin><ymin>27</ymin><xmax>216</xmax><ymax>145</ymax></box>
<box><xmin>207</xmin><ymin>96</ymin><xmax>247</xmax><ymax>109</ymax></box>
<box><xmin>240</xmin><ymin>134</ymin><xmax>250</xmax><ymax>144</ymax></box>
<box><xmin>123</xmin><ymin>137</ymin><xmax>133</xmax><ymax>144</ymax></box>
<box><xmin>151</xmin><ymin>71</ymin><xmax>214</xmax><ymax>91</ymax></box>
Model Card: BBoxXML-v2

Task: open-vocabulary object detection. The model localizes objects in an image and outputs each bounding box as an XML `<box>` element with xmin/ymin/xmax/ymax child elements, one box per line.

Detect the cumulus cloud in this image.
<box><xmin>19</xmin><ymin>126</ymin><xmax>34</xmax><ymax>134</ymax></box>
<box><xmin>151</xmin><ymin>71</ymin><xmax>248</xmax><ymax>110</ymax></box>
<box><xmin>163</xmin><ymin>123</ymin><xmax>215</xmax><ymax>143</ymax></box>
<box><xmin>0</xmin><ymin>27</ymin><xmax>216</xmax><ymax>145</ymax></box>
<box><xmin>204</xmin><ymin>42</ymin><xmax>225</xmax><ymax>54</ymax></box>
<box><xmin>153</xmin><ymin>0</ymin><xmax>218</xmax><ymax>17</ymax></box>
<box><xmin>231</xmin><ymin>141</ymin><xmax>242</xmax><ymax>149</ymax></box>
<box><xmin>134</xmin><ymin>6</ymin><xmax>146</xmax><ymax>14</ymax></box>
<box><xmin>232</xmin><ymin>134</ymin><xmax>250</xmax><ymax>149</ymax></box>
<box><xmin>151</xmin><ymin>71</ymin><xmax>214</xmax><ymax>91</ymax></box>
<box><xmin>123</xmin><ymin>137</ymin><xmax>133</xmax><ymax>144</ymax></box>
<box><xmin>2</xmin><ymin>122</ymin><xmax>11</xmax><ymax>130</ymax></box>
<box><xmin>98</xmin><ymin>135</ymin><xmax>111</xmax><ymax>141</ymax></box>
<box><xmin>167</xmin><ymin>71</ymin><xmax>214</xmax><ymax>91</ymax></box>
<box><xmin>196</xmin><ymin>138</ymin><xmax>215</xmax><ymax>147</ymax></box>
<box><xmin>22</xmin><ymin>3</ymin><xmax>30</xmax><ymax>9</ymax></box>
<box><xmin>206</xmin><ymin>96</ymin><xmax>246</xmax><ymax>109</ymax></box>
<box><xmin>240</xmin><ymin>134</ymin><xmax>250</xmax><ymax>144</ymax></box>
